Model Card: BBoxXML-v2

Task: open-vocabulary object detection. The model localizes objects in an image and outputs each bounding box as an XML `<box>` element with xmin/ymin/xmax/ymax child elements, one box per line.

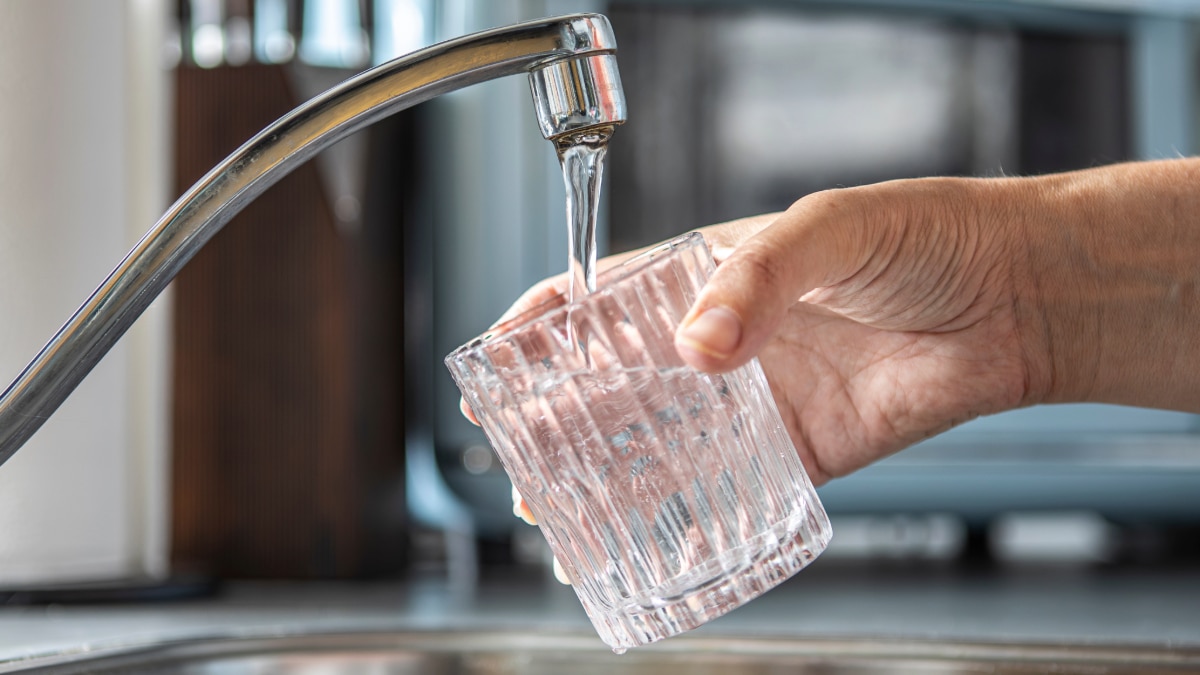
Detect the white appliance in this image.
<box><xmin>0</xmin><ymin>0</ymin><xmax>172</xmax><ymax>587</ymax></box>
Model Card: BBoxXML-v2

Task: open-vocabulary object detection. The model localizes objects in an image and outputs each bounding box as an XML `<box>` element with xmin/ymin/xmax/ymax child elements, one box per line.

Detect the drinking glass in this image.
<box><xmin>446</xmin><ymin>232</ymin><xmax>831</xmax><ymax>651</ymax></box>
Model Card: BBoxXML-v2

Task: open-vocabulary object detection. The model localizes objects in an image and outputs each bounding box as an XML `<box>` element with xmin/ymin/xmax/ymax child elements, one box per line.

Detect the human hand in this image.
<box><xmin>668</xmin><ymin>159</ymin><xmax>1200</xmax><ymax>483</ymax></box>
<box><xmin>671</xmin><ymin>176</ymin><xmax>1039</xmax><ymax>484</ymax></box>
<box><xmin>465</xmin><ymin>158</ymin><xmax>1200</xmax><ymax>570</ymax></box>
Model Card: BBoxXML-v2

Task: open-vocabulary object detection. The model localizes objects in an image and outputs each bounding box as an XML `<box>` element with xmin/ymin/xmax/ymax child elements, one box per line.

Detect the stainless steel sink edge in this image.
<box><xmin>4</xmin><ymin>629</ymin><xmax>1200</xmax><ymax>673</ymax></box>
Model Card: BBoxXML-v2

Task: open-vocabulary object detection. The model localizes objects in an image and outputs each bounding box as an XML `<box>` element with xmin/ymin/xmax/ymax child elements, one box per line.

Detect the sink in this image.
<box><xmin>6</xmin><ymin>631</ymin><xmax>1200</xmax><ymax>674</ymax></box>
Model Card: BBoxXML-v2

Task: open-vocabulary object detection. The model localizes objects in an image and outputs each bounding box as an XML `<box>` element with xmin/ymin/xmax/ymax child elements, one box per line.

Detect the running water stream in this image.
<box><xmin>556</xmin><ymin>126</ymin><xmax>614</xmax><ymax>305</ymax></box>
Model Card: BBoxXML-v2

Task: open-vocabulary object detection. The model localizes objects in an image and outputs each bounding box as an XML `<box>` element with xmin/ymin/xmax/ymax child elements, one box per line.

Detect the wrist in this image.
<box><xmin>1016</xmin><ymin>159</ymin><xmax>1200</xmax><ymax>412</ymax></box>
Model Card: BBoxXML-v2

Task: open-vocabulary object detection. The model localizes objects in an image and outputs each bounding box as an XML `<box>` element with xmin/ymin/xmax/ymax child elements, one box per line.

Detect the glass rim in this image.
<box><xmin>446</xmin><ymin>231</ymin><xmax>708</xmax><ymax>362</ymax></box>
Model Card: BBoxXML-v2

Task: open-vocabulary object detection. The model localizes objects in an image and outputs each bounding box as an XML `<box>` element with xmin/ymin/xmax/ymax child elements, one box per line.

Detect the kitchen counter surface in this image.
<box><xmin>1</xmin><ymin>561</ymin><xmax>1199</xmax><ymax>668</ymax></box>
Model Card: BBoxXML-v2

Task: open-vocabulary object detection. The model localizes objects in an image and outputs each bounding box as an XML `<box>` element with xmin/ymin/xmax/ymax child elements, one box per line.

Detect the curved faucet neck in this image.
<box><xmin>0</xmin><ymin>14</ymin><xmax>626</xmax><ymax>467</ymax></box>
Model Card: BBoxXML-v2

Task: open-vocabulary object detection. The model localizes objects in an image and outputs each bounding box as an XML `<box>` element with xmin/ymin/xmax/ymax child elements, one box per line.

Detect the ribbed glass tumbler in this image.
<box><xmin>446</xmin><ymin>232</ymin><xmax>831</xmax><ymax>651</ymax></box>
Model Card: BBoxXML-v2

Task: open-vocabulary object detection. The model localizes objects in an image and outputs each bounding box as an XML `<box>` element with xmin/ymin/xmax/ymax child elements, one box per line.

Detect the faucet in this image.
<box><xmin>0</xmin><ymin>14</ymin><xmax>626</xmax><ymax>467</ymax></box>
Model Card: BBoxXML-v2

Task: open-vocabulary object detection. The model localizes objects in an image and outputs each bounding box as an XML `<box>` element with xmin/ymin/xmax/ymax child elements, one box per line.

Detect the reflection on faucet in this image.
<box><xmin>0</xmin><ymin>14</ymin><xmax>626</xmax><ymax>467</ymax></box>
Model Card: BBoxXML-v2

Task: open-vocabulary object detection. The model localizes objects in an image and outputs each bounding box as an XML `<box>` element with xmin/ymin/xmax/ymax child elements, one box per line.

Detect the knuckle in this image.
<box><xmin>792</xmin><ymin>186</ymin><xmax>851</xmax><ymax>216</ymax></box>
<box><xmin>728</xmin><ymin>243</ymin><xmax>788</xmax><ymax>298</ymax></box>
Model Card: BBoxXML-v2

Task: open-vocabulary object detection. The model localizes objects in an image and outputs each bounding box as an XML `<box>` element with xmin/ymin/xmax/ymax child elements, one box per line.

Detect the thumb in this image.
<box><xmin>675</xmin><ymin>191</ymin><xmax>868</xmax><ymax>372</ymax></box>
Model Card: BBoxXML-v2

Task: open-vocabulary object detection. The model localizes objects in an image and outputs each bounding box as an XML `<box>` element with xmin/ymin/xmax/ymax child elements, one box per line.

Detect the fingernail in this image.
<box><xmin>553</xmin><ymin>557</ymin><xmax>573</xmax><ymax>585</ymax></box>
<box><xmin>512</xmin><ymin>485</ymin><xmax>537</xmax><ymax>525</ymax></box>
<box><xmin>677</xmin><ymin>306</ymin><xmax>742</xmax><ymax>360</ymax></box>
<box><xmin>460</xmin><ymin>398</ymin><xmax>480</xmax><ymax>426</ymax></box>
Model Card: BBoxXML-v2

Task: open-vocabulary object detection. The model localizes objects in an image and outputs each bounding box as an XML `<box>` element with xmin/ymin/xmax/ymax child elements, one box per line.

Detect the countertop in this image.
<box><xmin>2</xmin><ymin>560</ymin><xmax>1199</xmax><ymax>668</ymax></box>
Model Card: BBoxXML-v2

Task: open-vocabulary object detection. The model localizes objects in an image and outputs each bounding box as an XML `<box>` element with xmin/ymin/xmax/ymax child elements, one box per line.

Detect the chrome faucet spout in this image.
<box><xmin>0</xmin><ymin>14</ymin><xmax>626</xmax><ymax>467</ymax></box>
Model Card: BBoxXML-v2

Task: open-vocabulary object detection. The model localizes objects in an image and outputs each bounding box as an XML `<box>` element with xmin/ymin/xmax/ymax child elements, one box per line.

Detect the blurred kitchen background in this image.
<box><xmin>1</xmin><ymin>0</ymin><xmax>1199</xmax><ymax>595</ymax></box>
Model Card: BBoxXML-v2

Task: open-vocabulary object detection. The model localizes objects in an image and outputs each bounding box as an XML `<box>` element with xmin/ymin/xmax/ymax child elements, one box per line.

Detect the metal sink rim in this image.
<box><xmin>5</xmin><ymin>629</ymin><xmax>1200</xmax><ymax>673</ymax></box>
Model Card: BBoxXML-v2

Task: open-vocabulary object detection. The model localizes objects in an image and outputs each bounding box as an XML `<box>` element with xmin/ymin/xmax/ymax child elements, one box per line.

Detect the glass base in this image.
<box><xmin>589</xmin><ymin>510</ymin><xmax>832</xmax><ymax>651</ymax></box>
